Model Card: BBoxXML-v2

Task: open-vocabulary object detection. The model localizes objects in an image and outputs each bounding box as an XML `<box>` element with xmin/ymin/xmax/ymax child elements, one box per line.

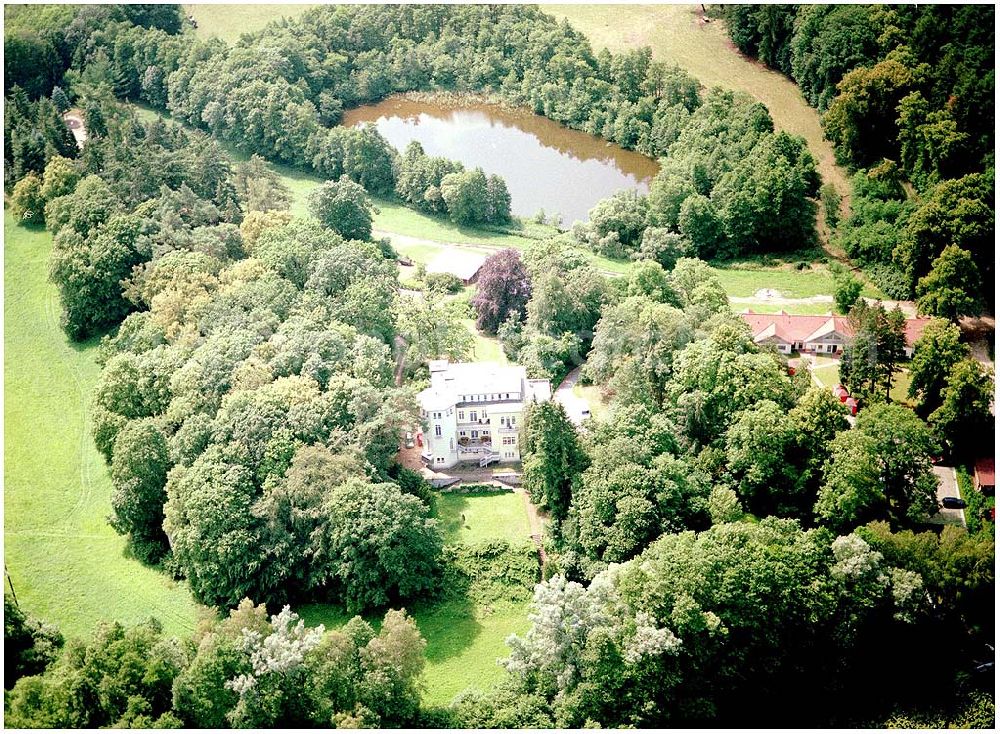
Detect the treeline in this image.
<box><xmin>5</xmin><ymin>599</ymin><xmax>432</xmax><ymax>728</ymax></box>
<box><xmin>573</xmin><ymin>88</ymin><xmax>819</xmax><ymax>262</ymax></box>
<box><xmin>724</xmin><ymin>4</ymin><xmax>994</xmax><ymax>308</ymax></box>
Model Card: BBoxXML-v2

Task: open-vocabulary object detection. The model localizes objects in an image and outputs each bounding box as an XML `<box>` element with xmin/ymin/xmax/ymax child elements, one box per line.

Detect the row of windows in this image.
<box><xmin>502</xmin><ymin>436</ymin><xmax>516</xmax><ymax>446</ymax></box>
<box><xmin>460</xmin><ymin>392</ymin><xmax>519</xmax><ymax>403</ymax></box>
<box><xmin>459</xmin><ymin>430</ymin><xmax>490</xmax><ymax>438</ymax></box>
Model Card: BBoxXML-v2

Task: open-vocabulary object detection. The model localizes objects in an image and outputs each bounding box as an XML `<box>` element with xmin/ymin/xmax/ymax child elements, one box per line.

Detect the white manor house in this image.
<box><xmin>417</xmin><ymin>360</ymin><xmax>552</xmax><ymax>469</ymax></box>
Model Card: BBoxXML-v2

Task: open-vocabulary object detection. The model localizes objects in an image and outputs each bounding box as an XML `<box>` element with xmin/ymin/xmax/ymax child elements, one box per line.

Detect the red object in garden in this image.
<box><xmin>844</xmin><ymin>397</ymin><xmax>859</xmax><ymax>416</ymax></box>
<box><xmin>416</xmin><ymin>431</ymin><xmax>423</xmax><ymax>447</ymax></box>
<box><xmin>833</xmin><ymin>385</ymin><xmax>850</xmax><ymax>403</ymax></box>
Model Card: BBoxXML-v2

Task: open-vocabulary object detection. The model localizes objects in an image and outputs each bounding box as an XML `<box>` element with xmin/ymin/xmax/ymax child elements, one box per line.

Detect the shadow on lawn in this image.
<box><xmin>296</xmin><ymin>590</ymin><xmax>486</xmax><ymax>666</ymax></box>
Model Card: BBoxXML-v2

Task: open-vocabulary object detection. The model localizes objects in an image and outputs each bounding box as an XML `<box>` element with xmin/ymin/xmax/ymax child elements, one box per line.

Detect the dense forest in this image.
<box><xmin>724</xmin><ymin>4</ymin><xmax>994</xmax><ymax>308</ymax></box>
<box><xmin>3</xmin><ymin>3</ymin><xmax>995</xmax><ymax>729</ymax></box>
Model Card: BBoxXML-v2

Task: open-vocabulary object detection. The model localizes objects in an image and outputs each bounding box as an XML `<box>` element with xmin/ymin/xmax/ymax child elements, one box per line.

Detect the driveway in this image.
<box><xmin>554</xmin><ymin>366</ymin><xmax>591</xmax><ymax>426</ymax></box>
<box><xmin>928</xmin><ymin>465</ymin><xmax>966</xmax><ymax>527</ymax></box>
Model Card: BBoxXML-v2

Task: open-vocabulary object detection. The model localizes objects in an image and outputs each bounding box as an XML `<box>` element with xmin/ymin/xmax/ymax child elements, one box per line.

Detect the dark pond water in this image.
<box><xmin>342</xmin><ymin>97</ymin><xmax>660</xmax><ymax>224</ymax></box>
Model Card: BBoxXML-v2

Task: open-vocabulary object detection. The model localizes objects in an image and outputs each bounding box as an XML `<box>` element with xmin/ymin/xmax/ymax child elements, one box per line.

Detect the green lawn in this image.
<box><xmin>573</xmin><ymin>383</ymin><xmax>611</xmax><ymax>422</ymax></box>
<box><xmin>810</xmin><ymin>359</ymin><xmax>842</xmax><ymax>389</ymax></box>
<box><xmin>184</xmin><ymin>4</ymin><xmax>315</xmax><ymax>43</ymax></box>
<box><xmin>299</xmin><ymin>489</ymin><xmax>536</xmax><ymax>705</ymax></box>
<box><xmin>463</xmin><ymin>319</ymin><xmax>507</xmax><ymax>365</ymax></box>
<box><xmin>373</xmin><ymin>197</ymin><xmax>560</xmax><ymax>249</ymax></box>
<box><xmin>890</xmin><ymin>369</ymin><xmax>915</xmax><ymax>407</ymax></box>
<box><xmin>3</xmin><ymin>211</ymin><xmax>203</xmax><ymax>639</ymax></box>
<box><xmin>435</xmin><ymin>491</ymin><xmax>532</xmax><ymax>546</ymax></box>
<box><xmin>734</xmin><ymin>301</ymin><xmax>839</xmax><ymax>316</ymax></box>
<box><xmin>712</xmin><ymin>265</ymin><xmax>883</xmax><ymax>299</ymax></box>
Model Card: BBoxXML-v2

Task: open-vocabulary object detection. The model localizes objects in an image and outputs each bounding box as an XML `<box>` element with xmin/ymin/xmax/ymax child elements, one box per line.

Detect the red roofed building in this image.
<box><xmin>974</xmin><ymin>457</ymin><xmax>994</xmax><ymax>495</ymax></box>
<box><xmin>740</xmin><ymin>310</ymin><xmax>932</xmax><ymax>357</ymax></box>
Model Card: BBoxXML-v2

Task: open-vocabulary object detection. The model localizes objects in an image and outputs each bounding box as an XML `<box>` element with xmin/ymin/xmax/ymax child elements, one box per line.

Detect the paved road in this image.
<box><xmin>554</xmin><ymin>366</ymin><xmax>590</xmax><ymax>426</ymax></box>
<box><xmin>928</xmin><ymin>465</ymin><xmax>966</xmax><ymax>527</ymax></box>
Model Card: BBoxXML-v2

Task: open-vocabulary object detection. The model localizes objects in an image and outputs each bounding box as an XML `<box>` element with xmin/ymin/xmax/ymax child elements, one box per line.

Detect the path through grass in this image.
<box><xmin>3</xmin><ymin>211</ymin><xmax>203</xmax><ymax>639</ymax></box>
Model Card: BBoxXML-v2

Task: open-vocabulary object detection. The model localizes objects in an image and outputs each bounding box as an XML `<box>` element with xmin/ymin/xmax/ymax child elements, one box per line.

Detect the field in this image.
<box><xmin>184</xmin><ymin>4</ymin><xmax>314</xmax><ymax>43</ymax></box>
<box><xmin>3</xmin><ymin>211</ymin><xmax>204</xmax><ymax>639</ymax></box>
<box><xmin>713</xmin><ymin>265</ymin><xmax>882</xmax><ymax>300</ymax></box>
<box><xmin>549</xmin><ymin>4</ymin><xmax>849</xmax><ymax>209</ymax></box>
<box><xmin>435</xmin><ymin>490</ymin><xmax>532</xmax><ymax>545</ymax></box>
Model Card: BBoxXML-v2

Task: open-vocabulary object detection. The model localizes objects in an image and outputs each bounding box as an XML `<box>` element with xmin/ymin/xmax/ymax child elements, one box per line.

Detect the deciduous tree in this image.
<box><xmin>472</xmin><ymin>248</ymin><xmax>532</xmax><ymax>334</ymax></box>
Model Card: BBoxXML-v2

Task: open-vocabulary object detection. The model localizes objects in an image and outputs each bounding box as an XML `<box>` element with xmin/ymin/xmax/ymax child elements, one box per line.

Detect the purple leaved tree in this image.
<box><xmin>471</xmin><ymin>248</ymin><xmax>532</xmax><ymax>334</ymax></box>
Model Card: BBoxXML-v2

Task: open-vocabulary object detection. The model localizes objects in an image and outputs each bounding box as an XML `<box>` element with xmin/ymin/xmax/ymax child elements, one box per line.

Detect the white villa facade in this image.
<box><xmin>417</xmin><ymin>360</ymin><xmax>552</xmax><ymax>469</ymax></box>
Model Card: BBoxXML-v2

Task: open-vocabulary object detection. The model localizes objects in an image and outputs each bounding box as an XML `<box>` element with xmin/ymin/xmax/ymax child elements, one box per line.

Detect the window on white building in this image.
<box><xmin>503</xmin><ymin>436</ymin><xmax>516</xmax><ymax>446</ymax></box>
<box><xmin>449</xmin><ymin>438</ymin><xmax>454</xmax><ymax>450</ymax></box>
<box><xmin>458</xmin><ymin>411</ymin><xmax>464</xmax><ymax>420</ymax></box>
<box><xmin>471</xmin><ymin>430</ymin><xmax>479</xmax><ymax>439</ymax></box>
<box><xmin>434</xmin><ymin>425</ymin><xmax>442</xmax><ymax>437</ymax></box>
<box><xmin>470</xmin><ymin>411</ymin><xmax>477</xmax><ymax>421</ymax></box>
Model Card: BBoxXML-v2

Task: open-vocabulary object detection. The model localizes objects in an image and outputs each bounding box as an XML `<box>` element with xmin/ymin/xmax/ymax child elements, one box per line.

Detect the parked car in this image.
<box><xmin>580</xmin><ymin>409</ymin><xmax>591</xmax><ymax>419</ymax></box>
<box><xmin>404</xmin><ymin>431</ymin><xmax>414</xmax><ymax>448</ymax></box>
<box><xmin>941</xmin><ymin>496</ymin><xmax>967</xmax><ymax>509</ymax></box>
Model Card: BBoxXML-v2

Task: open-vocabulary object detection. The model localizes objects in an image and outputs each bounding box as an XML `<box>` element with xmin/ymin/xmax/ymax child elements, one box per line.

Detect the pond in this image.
<box><xmin>342</xmin><ymin>96</ymin><xmax>660</xmax><ymax>224</ymax></box>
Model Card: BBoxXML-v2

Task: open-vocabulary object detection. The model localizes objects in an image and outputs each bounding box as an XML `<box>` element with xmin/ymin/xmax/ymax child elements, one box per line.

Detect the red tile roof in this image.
<box><xmin>974</xmin><ymin>457</ymin><xmax>995</xmax><ymax>488</ymax></box>
<box><xmin>903</xmin><ymin>317</ymin><xmax>933</xmax><ymax>348</ymax></box>
<box><xmin>740</xmin><ymin>310</ymin><xmax>845</xmax><ymax>344</ymax></box>
<box><xmin>740</xmin><ymin>311</ymin><xmax>932</xmax><ymax>348</ymax></box>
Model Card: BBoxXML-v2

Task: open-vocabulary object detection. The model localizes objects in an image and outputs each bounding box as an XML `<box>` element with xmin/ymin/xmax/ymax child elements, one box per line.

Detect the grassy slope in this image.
<box><xmin>184</xmin><ymin>4</ymin><xmax>315</xmax><ymax>44</ymax></box>
<box><xmin>549</xmin><ymin>4</ymin><xmax>849</xmax><ymax>205</ymax></box>
<box><xmin>300</xmin><ymin>491</ymin><xmax>535</xmax><ymax>706</ymax></box>
<box><xmin>3</xmin><ymin>211</ymin><xmax>203</xmax><ymax>639</ymax></box>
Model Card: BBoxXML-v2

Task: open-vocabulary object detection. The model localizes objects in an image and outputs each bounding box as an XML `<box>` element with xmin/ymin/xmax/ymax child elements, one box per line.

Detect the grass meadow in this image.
<box><xmin>435</xmin><ymin>490</ymin><xmax>532</xmax><ymax>546</ymax></box>
<box><xmin>3</xmin><ymin>211</ymin><xmax>204</xmax><ymax>639</ymax></box>
<box><xmin>184</xmin><ymin>4</ymin><xmax>314</xmax><ymax>43</ymax></box>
